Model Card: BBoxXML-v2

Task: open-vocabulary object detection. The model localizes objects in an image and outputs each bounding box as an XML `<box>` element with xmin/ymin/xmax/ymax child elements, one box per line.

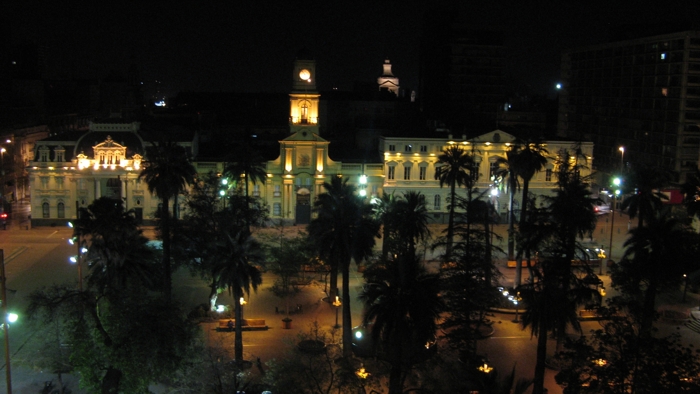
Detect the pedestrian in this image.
<box><xmin>275</xmin><ymin>306</ymin><xmax>279</xmax><ymax>314</ymax></box>
<box><xmin>257</xmin><ymin>357</ymin><xmax>265</xmax><ymax>374</ymax></box>
<box><xmin>227</xmin><ymin>319</ymin><xmax>234</xmax><ymax>330</ymax></box>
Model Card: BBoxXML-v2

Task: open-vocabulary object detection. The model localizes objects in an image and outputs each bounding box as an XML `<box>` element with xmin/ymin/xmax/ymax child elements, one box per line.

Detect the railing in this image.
<box><xmin>289</xmin><ymin>116</ymin><xmax>319</xmax><ymax>125</ymax></box>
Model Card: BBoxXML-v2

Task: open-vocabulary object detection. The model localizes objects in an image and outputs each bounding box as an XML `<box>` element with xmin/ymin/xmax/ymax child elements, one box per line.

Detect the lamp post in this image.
<box><xmin>239</xmin><ymin>297</ymin><xmax>247</xmax><ymax>320</ymax></box>
<box><xmin>1</xmin><ymin>249</ymin><xmax>12</xmax><ymax>394</ymax></box>
<box><xmin>607</xmin><ymin>179</ymin><xmax>621</xmax><ymax>271</ymax></box>
<box><xmin>512</xmin><ymin>291</ymin><xmax>521</xmax><ymax>323</ymax></box>
<box><xmin>619</xmin><ymin>146</ymin><xmax>625</xmax><ymax>173</ymax></box>
<box><xmin>332</xmin><ymin>295</ymin><xmax>341</xmax><ymax>328</ymax></box>
<box><xmin>68</xmin><ymin>222</ymin><xmax>85</xmax><ymax>291</ymax></box>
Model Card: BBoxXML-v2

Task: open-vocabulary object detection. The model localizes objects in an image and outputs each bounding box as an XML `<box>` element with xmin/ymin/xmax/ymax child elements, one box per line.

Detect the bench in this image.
<box><xmin>507</xmin><ymin>260</ymin><xmax>537</xmax><ymax>268</ymax></box>
<box><xmin>216</xmin><ymin>318</ymin><xmax>269</xmax><ymax>331</ymax></box>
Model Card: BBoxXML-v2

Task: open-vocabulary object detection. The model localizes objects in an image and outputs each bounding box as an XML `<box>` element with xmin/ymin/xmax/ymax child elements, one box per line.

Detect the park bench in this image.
<box><xmin>217</xmin><ymin>318</ymin><xmax>269</xmax><ymax>332</ymax></box>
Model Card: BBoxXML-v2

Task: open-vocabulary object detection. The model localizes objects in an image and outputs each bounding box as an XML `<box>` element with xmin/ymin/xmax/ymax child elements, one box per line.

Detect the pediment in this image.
<box><xmin>282</xmin><ymin>131</ymin><xmax>328</xmax><ymax>143</ymax></box>
<box><xmin>470</xmin><ymin>129</ymin><xmax>517</xmax><ymax>144</ymax></box>
<box><xmin>93</xmin><ymin>135</ymin><xmax>126</xmax><ymax>150</ymax></box>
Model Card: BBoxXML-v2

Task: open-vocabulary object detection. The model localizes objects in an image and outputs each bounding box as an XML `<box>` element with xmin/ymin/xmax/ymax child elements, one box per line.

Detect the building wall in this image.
<box><xmin>559</xmin><ymin>30</ymin><xmax>700</xmax><ymax>182</ymax></box>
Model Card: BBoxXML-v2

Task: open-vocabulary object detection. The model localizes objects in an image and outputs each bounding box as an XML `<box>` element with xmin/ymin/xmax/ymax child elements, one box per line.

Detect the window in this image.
<box><xmin>55</xmin><ymin>177</ymin><xmax>64</xmax><ymax>189</ymax></box>
<box><xmin>389</xmin><ymin>145</ymin><xmax>396</xmax><ymax>152</ymax></box>
<box><xmin>434</xmin><ymin>195</ymin><xmax>441</xmax><ymax>210</ymax></box>
<box><xmin>420</xmin><ymin>145</ymin><xmax>428</xmax><ymax>152</ymax></box>
<box><xmin>273</xmin><ymin>185</ymin><xmax>281</xmax><ymax>197</ymax></box>
<box><xmin>273</xmin><ymin>202</ymin><xmax>281</xmax><ymax>216</ymax></box>
<box><xmin>419</xmin><ymin>166</ymin><xmax>427</xmax><ymax>180</ymax></box>
<box><xmin>404</xmin><ymin>166</ymin><xmax>411</xmax><ymax>180</ymax></box>
<box><xmin>57</xmin><ymin>202</ymin><xmax>65</xmax><ymax>218</ymax></box>
<box><xmin>42</xmin><ymin>202</ymin><xmax>50</xmax><ymax>218</ymax></box>
<box><xmin>405</xmin><ymin>145</ymin><xmax>412</xmax><ymax>152</ymax></box>
<box><xmin>434</xmin><ymin>165</ymin><xmax>442</xmax><ymax>180</ymax></box>
<box><xmin>39</xmin><ymin>147</ymin><xmax>49</xmax><ymax>162</ymax></box>
<box><xmin>546</xmin><ymin>169</ymin><xmax>552</xmax><ymax>182</ymax></box>
<box><xmin>55</xmin><ymin>149</ymin><xmax>65</xmax><ymax>162</ymax></box>
<box><xmin>388</xmin><ymin>166</ymin><xmax>396</xmax><ymax>180</ymax></box>
<box><xmin>660</xmin><ymin>53</ymin><xmax>666</xmax><ymax>60</ymax></box>
<box><xmin>253</xmin><ymin>184</ymin><xmax>260</xmax><ymax>197</ymax></box>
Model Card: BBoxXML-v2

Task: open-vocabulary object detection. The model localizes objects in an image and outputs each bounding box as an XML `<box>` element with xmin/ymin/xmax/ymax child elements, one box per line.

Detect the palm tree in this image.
<box><xmin>74</xmin><ymin>197</ymin><xmax>158</xmax><ymax>295</ymax></box>
<box><xmin>214</xmin><ymin>229</ymin><xmax>264</xmax><ymax>363</ymax></box>
<box><xmin>359</xmin><ymin>254</ymin><xmax>443</xmax><ymax>394</ymax></box>
<box><xmin>494</xmin><ymin>146</ymin><xmax>522</xmax><ymax>262</ymax></box>
<box><xmin>681</xmin><ymin>166</ymin><xmax>700</xmax><ymax>219</ymax></box>
<box><xmin>372</xmin><ymin>191</ymin><xmax>400</xmax><ymax>260</ymax></box>
<box><xmin>394</xmin><ymin>191</ymin><xmax>431</xmax><ymax>260</ymax></box>
<box><xmin>436</xmin><ymin>145</ymin><xmax>475</xmax><ymax>258</ymax></box>
<box><xmin>512</xmin><ymin>140</ymin><xmax>548</xmax><ymax>288</ymax></box>
<box><xmin>620</xmin><ymin>164</ymin><xmax>669</xmax><ymax>229</ymax></box>
<box><xmin>139</xmin><ymin>140</ymin><xmax>196</xmax><ymax>300</ymax></box>
<box><xmin>308</xmin><ymin>175</ymin><xmax>380</xmax><ymax>358</ymax></box>
<box><xmin>223</xmin><ymin>143</ymin><xmax>267</xmax><ymax>231</ymax></box>
<box><xmin>613</xmin><ymin>212</ymin><xmax>699</xmax><ymax>335</ymax></box>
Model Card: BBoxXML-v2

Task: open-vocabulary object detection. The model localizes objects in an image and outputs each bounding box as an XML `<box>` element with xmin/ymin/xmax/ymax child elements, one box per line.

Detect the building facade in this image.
<box><xmin>27</xmin><ymin>55</ymin><xmax>592</xmax><ymax>226</ymax></box>
<box><xmin>558</xmin><ymin>30</ymin><xmax>700</xmax><ymax>182</ymax></box>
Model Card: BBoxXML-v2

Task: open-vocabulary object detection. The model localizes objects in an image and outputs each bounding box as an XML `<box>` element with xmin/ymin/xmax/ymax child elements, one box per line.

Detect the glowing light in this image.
<box><xmin>216</xmin><ymin>305</ymin><xmax>225</xmax><ymax>313</ymax></box>
<box><xmin>478</xmin><ymin>363</ymin><xmax>493</xmax><ymax>373</ymax></box>
<box><xmin>69</xmin><ymin>256</ymin><xmax>77</xmax><ymax>263</ymax></box>
<box><xmin>556</xmin><ymin>83</ymin><xmax>562</xmax><ymax>90</ymax></box>
<box><xmin>7</xmin><ymin>313</ymin><xmax>17</xmax><ymax>323</ymax></box>
<box><xmin>359</xmin><ymin>175</ymin><xmax>367</xmax><ymax>184</ymax></box>
<box><xmin>355</xmin><ymin>330</ymin><xmax>363</xmax><ymax>339</ymax></box>
<box><xmin>155</xmin><ymin>100</ymin><xmax>166</xmax><ymax>107</ymax></box>
<box><xmin>359</xmin><ymin>189</ymin><xmax>366</xmax><ymax>197</ymax></box>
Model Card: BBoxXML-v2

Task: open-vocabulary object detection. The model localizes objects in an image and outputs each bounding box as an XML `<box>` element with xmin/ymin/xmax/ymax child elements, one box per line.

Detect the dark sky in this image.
<box><xmin>7</xmin><ymin>1</ymin><xmax>700</xmax><ymax>99</ymax></box>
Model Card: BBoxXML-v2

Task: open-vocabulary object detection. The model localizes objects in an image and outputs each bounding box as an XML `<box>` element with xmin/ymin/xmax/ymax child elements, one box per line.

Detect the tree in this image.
<box><xmin>436</xmin><ymin>145</ymin><xmax>475</xmax><ymax>258</ymax></box>
<box><xmin>393</xmin><ymin>191</ymin><xmax>431</xmax><ymax>261</ymax></box>
<box><xmin>73</xmin><ymin>197</ymin><xmax>159</xmax><ymax>294</ymax></box>
<box><xmin>612</xmin><ymin>212</ymin><xmax>700</xmax><ymax>335</ymax></box>
<box><xmin>620</xmin><ymin>164</ymin><xmax>669</xmax><ymax>229</ymax></box>
<box><xmin>308</xmin><ymin>175</ymin><xmax>380</xmax><ymax>358</ymax></box>
<box><xmin>512</xmin><ymin>139</ymin><xmax>548</xmax><ymax>288</ymax></box>
<box><xmin>494</xmin><ymin>146</ymin><xmax>522</xmax><ymax>262</ymax></box>
<box><xmin>372</xmin><ymin>191</ymin><xmax>400</xmax><ymax>260</ymax></box>
<box><xmin>269</xmin><ymin>232</ymin><xmax>314</xmax><ymax>314</ymax></box>
<box><xmin>214</xmin><ymin>229</ymin><xmax>264</xmax><ymax>363</ymax></box>
<box><xmin>556</xmin><ymin>306</ymin><xmax>700</xmax><ymax>393</ymax></box>
<box><xmin>30</xmin><ymin>197</ymin><xmax>196</xmax><ymax>393</ymax></box>
<box><xmin>359</xmin><ymin>254</ymin><xmax>443</xmax><ymax>394</ymax></box>
<box><xmin>223</xmin><ymin>142</ymin><xmax>268</xmax><ymax>231</ymax></box>
<box><xmin>681</xmin><ymin>166</ymin><xmax>700</xmax><ymax>219</ymax></box>
<box><xmin>139</xmin><ymin>140</ymin><xmax>196</xmax><ymax>300</ymax></box>
<box><xmin>519</xmin><ymin>150</ymin><xmax>599</xmax><ymax>394</ymax></box>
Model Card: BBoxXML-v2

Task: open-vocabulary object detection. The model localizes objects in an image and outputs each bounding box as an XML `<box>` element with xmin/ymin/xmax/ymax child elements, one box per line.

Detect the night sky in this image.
<box><xmin>6</xmin><ymin>1</ymin><xmax>700</xmax><ymax>99</ymax></box>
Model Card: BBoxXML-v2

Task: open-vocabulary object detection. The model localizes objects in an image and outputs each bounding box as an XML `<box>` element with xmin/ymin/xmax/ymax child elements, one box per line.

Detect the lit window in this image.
<box><xmin>404</xmin><ymin>167</ymin><xmax>411</xmax><ymax>180</ymax></box>
<box><xmin>419</xmin><ymin>167</ymin><xmax>427</xmax><ymax>180</ymax></box>
<box><xmin>253</xmin><ymin>184</ymin><xmax>260</xmax><ymax>197</ymax></box>
<box><xmin>42</xmin><ymin>202</ymin><xmax>50</xmax><ymax>218</ymax></box>
<box><xmin>661</xmin><ymin>87</ymin><xmax>668</xmax><ymax>97</ymax></box>
<box><xmin>273</xmin><ymin>185</ymin><xmax>281</xmax><ymax>197</ymax></box>
<box><xmin>546</xmin><ymin>169</ymin><xmax>552</xmax><ymax>182</ymax></box>
<box><xmin>273</xmin><ymin>203</ymin><xmax>281</xmax><ymax>216</ymax></box>
<box><xmin>388</xmin><ymin>166</ymin><xmax>396</xmax><ymax>180</ymax></box>
<box><xmin>660</xmin><ymin>53</ymin><xmax>666</xmax><ymax>60</ymax></box>
<box><xmin>434</xmin><ymin>195</ymin><xmax>441</xmax><ymax>210</ymax></box>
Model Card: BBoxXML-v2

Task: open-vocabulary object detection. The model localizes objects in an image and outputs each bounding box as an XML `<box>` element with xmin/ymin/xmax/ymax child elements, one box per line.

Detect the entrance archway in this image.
<box><xmin>295</xmin><ymin>188</ymin><xmax>311</xmax><ymax>224</ymax></box>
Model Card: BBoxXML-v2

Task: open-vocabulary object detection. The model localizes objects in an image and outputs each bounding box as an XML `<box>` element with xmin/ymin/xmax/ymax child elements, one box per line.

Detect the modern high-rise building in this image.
<box><xmin>558</xmin><ymin>30</ymin><xmax>700</xmax><ymax>182</ymax></box>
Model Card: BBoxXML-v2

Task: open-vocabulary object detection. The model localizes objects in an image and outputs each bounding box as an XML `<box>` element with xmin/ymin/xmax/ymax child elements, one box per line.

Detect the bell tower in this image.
<box><xmin>289</xmin><ymin>48</ymin><xmax>320</xmax><ymax>136</ymax></box>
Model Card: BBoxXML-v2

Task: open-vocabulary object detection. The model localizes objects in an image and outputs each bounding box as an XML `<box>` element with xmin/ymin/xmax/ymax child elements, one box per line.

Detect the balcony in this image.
<box><xmin>290</xmin><ymin>116</ymin><xmax>318</xmax><ymax>125</ymax></box>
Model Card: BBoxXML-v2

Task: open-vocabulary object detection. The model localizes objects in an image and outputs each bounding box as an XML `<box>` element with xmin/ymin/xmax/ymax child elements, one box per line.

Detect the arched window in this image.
<box><xmin>42</xmin><ymin>202</ymin><xmax>50</xmax><ymax>218</ymax></box>
<box><xmin>57</xmin><ymin>202</ymin><xmax>65</xmax><ymax>218</ymax></box>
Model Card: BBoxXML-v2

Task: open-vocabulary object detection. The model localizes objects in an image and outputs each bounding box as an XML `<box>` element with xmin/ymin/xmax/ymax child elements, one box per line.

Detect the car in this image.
<box><xmin>593</xmin><ymin>201</ymin><xmax>610</xmax><ymax>215</ymax></box>
<box><xmin>0</xmin><ymin>212</ymin><xmax>7</xmax><ymax>229</ymax></box>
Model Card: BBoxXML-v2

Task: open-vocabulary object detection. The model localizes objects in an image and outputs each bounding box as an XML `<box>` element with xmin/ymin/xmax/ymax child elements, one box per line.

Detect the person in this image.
<box><xmin>227</xmin><ymin>319</ymin><xmax>234</xmax><ymax>330</ymax></box>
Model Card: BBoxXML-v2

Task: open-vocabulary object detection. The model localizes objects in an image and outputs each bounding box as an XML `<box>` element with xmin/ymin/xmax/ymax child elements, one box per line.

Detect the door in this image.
<box><xmin>295</xmin><ymin>192</ymin><xmax>311</xmax><ymax>224</ymax></box>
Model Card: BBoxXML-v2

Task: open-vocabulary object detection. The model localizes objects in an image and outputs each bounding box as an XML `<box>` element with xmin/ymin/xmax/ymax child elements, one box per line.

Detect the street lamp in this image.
<box><xmin>68</xmin><ymin>222</ymin><xmax>85</xmax><ymax>291</ymax></box>
<box><xmin>239</xmin><ymin>297</ymin><xmax>247</xmax><ymax>319</ymax></box>
<box><xmin>332</xmin><ymin>295</ymin><xmax>341</xmax><ymax>328</ymax></box>
<box><xmin>607</xmin><ymin>179</ymin><xmax>621</xmax><ymax>271</ymax></box>
<box><xmin>512</xmin><ymin>292</ymin><xmax>522</xmax><ymax>323</ymax></box>
<box><xmin>359</xmin><ymin>174</ymin><xmax>367</xmax><ymax>197</ymax></box>
<box><xmin>619</xmin><ymin>146</ymin><xmax>625</xmax><ymax>173</ymax></box>
<box><xmin>1</xmin><ymin>249</ymin><xmax>12</xmax><ymax>393</ymax></box>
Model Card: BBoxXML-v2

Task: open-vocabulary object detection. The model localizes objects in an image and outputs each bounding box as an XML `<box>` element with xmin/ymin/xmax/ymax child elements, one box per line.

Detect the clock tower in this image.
<box><xmin>289</xmin><ymin>48</ymin><xmax>320</xmax><ymax>135</ymax></box>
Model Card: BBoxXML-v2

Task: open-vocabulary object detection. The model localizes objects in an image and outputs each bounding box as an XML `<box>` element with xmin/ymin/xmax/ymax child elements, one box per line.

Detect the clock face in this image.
<box><xmin>299</xmin><ymin>69</ymin><xmax>311</xmax><ymax>81</ymax></box>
